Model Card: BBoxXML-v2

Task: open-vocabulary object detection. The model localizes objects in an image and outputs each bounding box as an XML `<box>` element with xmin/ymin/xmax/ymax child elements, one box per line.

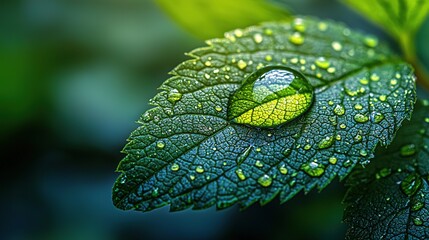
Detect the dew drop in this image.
<box><xmin>204</xmin><ymin>61</ymin><xmax>212</xmax><ymax>67</ymax></box>
<box><xmin>258</xmin><ymin>174</ymin><xmax>273</xmax><ymax>187</ymax></box>
<box><xmin>333</xmin><ymin>104</ymin><xmax>345</xmax><ymax>116</ymax></box>
<box><xmin>196</xmin><ymin>165</ymin><xmax>205</xmax><ymax>173</ymax></box>
<box><xmin>318</xmin><ymin>136</ymin><xmax>334</xmax><ymax>149</ymax></box>
<box><xmin>215</xmin><ymin>106</ymin><xmax>222</xmax><ymax>112</ymax></box>
<box><xmin>255</xmin><ymin>160</ymin><xmax>264</xmax><ymax>168</ymax></box>
<box><xmin>279</xmin><ymin>164</ymin><xmax>288</xmax><ymax>174</ymax></box>
<box><xmin>235</xmin><ymin>168</ymin><xmax>246</xmax><ymax>180</ymax></box>
<box><xmin>400</xmin><ymin>144</ymin><xmax>416</xmax><ymax>157</ymax></box>
<box><xmin>237</xmin><ymin>60</ymin><xmax>247</xmax><ymax>69</ymax></box>
<box><xmin>253</xmin><ymin>33</ymin><xmax>263</xmax><ymax>43</ymax></box>
<box><xmin>411</xmin><ymin>201</ymin><xmax>425</xmax><ymax>212</ymax></box>
<box><xmin>189</xmin><ymin>175</ymin><xmax>196</xmax><ymax>181</ymax></box>
<box><xmin>354</xmin><ymin>113</ymin><xmax>369</xmax><ymax>123</ymax></box>
<box><xmin>401</xmin><ymin>173</ymin><xmax>422</xmax><ymax>196</ymax></box>
<box><xmin>413</xmin><ymin>217</ymin><xmax>423</xmax><ymax>226</ymax></box>
<box><xmin>289</xmin><ymin>32</ymin><xmax>305</xmax><ymax>45</ymax></box>
<box><xmin>168</xmin><ymin>89</ymin><xmax>182</xmax><ymax>103</ymax></box>
<box><xmin>359</xmin><ymin>149</ymin><xmax>368</xmax><ymax>157</ymax></box>
<box><xmin>171</xmin><ymin>163</ymin><xmax>180</xmax><ymax>171</ymax></box>
<box><xmin>301</xmin><ymin>161</ymin><xmax>325</xmax><ymax>177</ymax></box>
<box><xmin>331</xmin><ymin>41</ymin><xmax>342</xmax><ymax>51</ymax></box>
<box><xmin>379</xmin><ymin>95</ymin><xmax>387</xmax><ymax>102</ymax></box>
<box><xmin>370</xmin><ymin>73</ymin><xmax>380</xmax><ymax>81</ymax></box>
<box><xmin>318</xmin><ymin>22</ymin><xmax>328</xmax><ymax>31</ymax></box>
<box><xmin>370</xmin><ymin>112</ymin><xmax>384</xmax><ymax>123</ymax></box>
<box><xmin>354</xmin><ymin>103</ymin><xmax>363</xmax><ymax>110</ymax></box>
<box><xmin>329</xmin><ymin>157</ymin><xmax>337</xmax><ymax>164</ymax></box>
<box><xmin>156</xmin><ymin>141</ymin><xmax>165</xmax><ymax>149</ymax></box>
<box><xmin>151</xmin><ymin>188</ymin><xmax>159</xmax><ymax>197</ymax></box>
<box><xmin>364</xmin><ymin>36</ymin><xmax>378</xmax><ymax>47</ymax></box>
<box><xmin>237</xmin><ymin>146</ymin><xmax>252</xmax><ymax>164</ymax></box>
<box><xmin>315</xmin><ymin>57</ymin><xmax>330</xmax><ymax>69</ymax></box>
<box><xmin>378</xmin><ymin>168</ymin><xmax>391</xmax><ymax>178</ymax></box>
<box><xmin>390</xmin><ymin>79</ymin><xmax>398</xmax><ymax>85</ymax></box>
<box><xmin>359</xmin><ymin>78</ymin><xmax>369</xmax><ymax>85</ymax></box>
<box><xmin>228</xmin><ymin>66</ymin><xmax>314</xmax><ymax>128</ymax></box>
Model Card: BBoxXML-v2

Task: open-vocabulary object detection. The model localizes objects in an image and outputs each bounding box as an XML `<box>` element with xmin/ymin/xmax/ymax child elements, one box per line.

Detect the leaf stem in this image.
<box><xmin>399</xmin><ymin>33</ymin><xmax>429</xmax><ymax>91</ymax></box>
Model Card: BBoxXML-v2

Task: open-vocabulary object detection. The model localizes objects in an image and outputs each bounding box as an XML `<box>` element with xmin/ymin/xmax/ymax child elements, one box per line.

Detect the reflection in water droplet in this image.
<box><xmin>258</xmin><ymin>174</ymin><xmax>273</xmax><ymax>187</ymax></box>
<box><xmin>301</xmin><ymin>161</ymin><xmax>325</xmax><ymax>177</ymax></box>
<box><xmin>228</xmin><ymin>66</ymin><xmax>314</xmax><ymax>128</ymax></box>
<box><xmin>400</xmin><ymin>144</ymin><xmax>416</xmax><ymax>157</ymax></box>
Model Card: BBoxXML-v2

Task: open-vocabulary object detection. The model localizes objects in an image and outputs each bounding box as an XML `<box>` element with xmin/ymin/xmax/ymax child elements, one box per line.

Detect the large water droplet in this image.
<box><xmin>168</xmin><ymin>89</ymin><xmax>182</xmax><ymax>104</ymax></box>
<box><xmin>354</xmin><ymin>113</ymin><xmax>369</xmax><ymax>123</ymax></box>
<box><xmin>301</xmin><ymin>161</ymin><xmax>325</xmax><ymax>177</ymax></box>
<box><xmin>258</xmin><ymin>174</ymin><xmax>273</xmax><ymax>187</ymax></box>
<box><xmin>401</xmin><ymin>173</ymin><xmax>422</xmax><ymax>196</ymax></box>
<box><xmin>228</xmin><ymin>66</ymin><xmax>313</xmax><ymax>128</ymax></box>
<box><xmin>400</xmin><ymin>144</ymin><xmax>416</xmax><ymax>157</ymax></box>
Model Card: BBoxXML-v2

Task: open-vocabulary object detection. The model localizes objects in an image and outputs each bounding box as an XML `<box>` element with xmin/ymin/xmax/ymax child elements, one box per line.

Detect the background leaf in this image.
<box><xmin>344</xmin><ymin>100</ymin><xmax>429</xmax><ymax>239</ymax></box>
<box><xmin>112</xmin><ymin>17</ymin><xmax>416</xmax><ymax>212</ymax></box>
<box><xmin>155</xmin><ymin>0</ymin><xmax>291</xmax><ymax>39</ymax></box>
<box><xmin>341</xmin><ymin>0</ymin><xmax>429</xmax><ymax>38</ymax></box>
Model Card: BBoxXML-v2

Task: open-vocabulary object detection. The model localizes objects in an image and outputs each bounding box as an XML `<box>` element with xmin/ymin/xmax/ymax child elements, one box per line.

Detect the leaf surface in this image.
<box><xmin>112</xmin><ymin>17</ymin><xmax>416</xmax><ymax>212</ymax></box>
<box><xmin>344</xmin><ymin>100</ymin><xmax>429</xmax><ymax>239</ymax></box>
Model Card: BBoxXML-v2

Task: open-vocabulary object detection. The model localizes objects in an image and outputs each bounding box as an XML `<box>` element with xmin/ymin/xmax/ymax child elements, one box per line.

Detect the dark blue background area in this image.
<box><xmin>1</xmin><ymin>0</ymin><xmax>427</xmax><ymax>239</ymax></box>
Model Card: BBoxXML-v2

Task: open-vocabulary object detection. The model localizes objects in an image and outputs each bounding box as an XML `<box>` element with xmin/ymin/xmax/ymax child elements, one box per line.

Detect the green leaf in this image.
<box><xmin>342</xmin><ymin>0</ymin><xmax>429</xmax><ymax>37</ymax></box>
<box><xmin>155</xmin><ymin>0</ymin><xmax>291</xmax><ymax>39</ymax></box>
<box><xmin>343</xmin><ymin>100</ymin><xmax>429</xmax><ymax>239</ymax></box>
<box><xmin>112</xmin><ymin>17</ymin><xmax>416</xmax><ymax>212</ymax></box>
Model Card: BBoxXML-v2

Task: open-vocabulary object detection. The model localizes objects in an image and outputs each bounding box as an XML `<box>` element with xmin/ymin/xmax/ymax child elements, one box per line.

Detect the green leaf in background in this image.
<box><xmin>342</xmin><ymin>0</ymin><xmax>429</xmax><ymax>37</ymax></box>
<box><xmin>341</xmin><ymin>0</ymin><xmax>429</xmax><ymax>59</ymax></box>
<box><xmin>112</xmin><ymin>17</ymin><xmax>416</xmax><ymax>212</ymax></box>
<box><xmin>343</xmin><ymin>100</ymin><xmax>429</xmax><ymax>239</ymax></box>
<box><xmin>155</xmin><ymin>0</ymin><xmax>291</xmax><ymax>39</ymax></box>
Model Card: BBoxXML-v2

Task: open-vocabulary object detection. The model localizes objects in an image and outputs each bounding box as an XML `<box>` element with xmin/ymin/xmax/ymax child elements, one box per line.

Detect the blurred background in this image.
<box><xmin>1</xmin><ymin>0</ymin><xmax>428</xmax><ymax>239</ymax></box>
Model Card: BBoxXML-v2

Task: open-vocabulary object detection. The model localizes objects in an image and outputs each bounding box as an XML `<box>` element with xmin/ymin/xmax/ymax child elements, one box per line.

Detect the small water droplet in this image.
<box><xmin>283</xmin><ymin>148</ymin><xmax>292</xmax><ymax>156</ymax></box>
<box><xmin>168</xmin><ymin>89</ymin><xmax>182</xmax><ymax>103</ymax></box>
<box><xmin>258</xmin><ymin>174</ymin><xmax>273</xmax><ymax>187</ymax></box>
<box><xmin>401</xmin><ymin>173</ymin><xmax>422</xmax><ymax>196</ymax></box>
<box><xmin>400</xmin><ymin>144</ymin><xmax>416</xmax><ymax>157</ymax></box>
<box><xmin>289</xmin><ymin>32</ymin><xmax>305</xmax><ymax>45</ymax></box>
<box><xmin>413</xmin><ymin>217</ymin><xmax>423</xmax><ymax>226</ymax></box>
<box><xmin>293</xmin><ymin>18</ymin><xmax>306</xmax><ymax>32</ymax></box>
<box><xmin>228</xmin><ymin>66</ymin><xmax>314</xmax><ymax>128</ymax></box>
<box><xmin>215</xmin><ymin>106</ymin><xmax>222</xmax><ymax>112</ymax></box>
<box><xmin>327</xmin><ymin>67</ymin><xmax>336</xmax><ymax>73</ymax></box>
<box><xmin>279</xmin><ymin>164</ymin><xmax>288</xmax><ymax>174</ymax></box>
<box><xmin>189</xmin><ymin>174</ymin><xmax>196</xmax><ymax>181</ymax></box>
<box><xmin>253</xmin><ymin>33</ymin><xmax>263</xmax><ymax>43</ymax></box>
<box><xmin>343</xmin><ymin>160</ymin><xmax>352</xmax><ymax>167</ymax></box>
<box><xmin>171</xmin><ymin>163</ymin><xmax>180</xmax><ymax>171</ymax></box>
<box><xmin>234</xmin><ymin>29</ymin><xmax>243</xmax><ymax>37</ymax></box>
<box><xmin>329</xmin><ymin>157</ymin><xmax>337</xmax><ymax>164</ymax></box>
<box><xmin>237</xmin><ymin>146</ymin><xmax>252</xmax><ymax>164</ymax></box>
<box><xmin>354</xmin><ymin>104</ymin><xmax>363</xmax><ymax>110</ymax></box>
<box><xmin>196</xmin><ymin>165</ymin><xmax>204</xmax><ymax>173</ymax></box>
<box><xmin>354</xmin><ymin>113</ymin><xmax>369</xmax><ymax>123</ymax></box>
<box><xmin>370</xmin><ymin>73</ymin><xmax>380</xmax><ymax>81</ymax></box>
<box><xmin>354</xmin><ymin>134</ymin><xmax>362</xmax><ymax>142</ymax></box>
<box><xmin>334</xmin><ymin>104</ymin><xmax>345</xmax><ymax>116</ymax></box>
<box><xmin>315</xmin><ymin>57</ymin><xmax>330</xmax><ymax>69</ymax></box>
<box><xmin>304</xmin><ymin>144</ymin><xmax>312</xmax><ymax>150</ymax></box>
<box><xmin>359</xmin><ymin>149</ymin><xmax>368</xmax><ymax>157</ymax></box>
<box><xmin>265</xmin><ymin>55</ymin><xmax>272</xmax><ymax>61</ymax></box>
<box><xmin>204</xmin><ymin>61</ymin><xmax>212</xmax><ymax>67</ymax></box>
<box><xmin>364</xmin><ymin>36</ymin><xmax>378</xmax><ymax>47</ymax></box>
<box><xmin>379</xmin><ymin>95</ymin><xmax>387</xmax><ymax>101</ymax></box>
<box><xmin>255</xmin><ymin>160</ymin><xmax>264</xmax><ymax>168</ymax></box>
<box><xmin>318</xmin><ymin>22</ymin><xmax>328</xmax><ymax>31</ymax></box>
<box><xmin>151</xmin><ymin>188</ymin><xmax>159</xmax><ymax>197</ymax></box>
<box><xmin>359</xmin><ymin>78</ymin><xmax>369</xmax><ymax>85</ymax></box>
<box><xmin>318</xmin><ymin>136</ymin><xmax>334</xmax><ymax>149</ymax></box>
<box><xmin>390</xmin><ymin>79</ymin><xmax>398</xmax><ymax>85</ymax></box>
<box><xmin>237</xmin><ymin>60</ymin><xmax>247</xmax><ymax>69</ymax></box>
<box><xmin>340</xmin><ymin>123</ymin><xmax>347</xmax><ymax>129</ymax></box>
<box><xmin>156</xmin><ymin>141</ymin><xmax>165</xmax><ymax>149</ymax></box>
<box><xmin>331</xmin><ymin>41</ymin><xmax>342</xmax><ymax>51</ymax></box>
<box><xmin>411</xmin><ymin>201</ymin><xmax>425</xmax><ymax>212</ymax></box>
<box><xmin>301</xmin><ymin>161</ymin><xmax>325</xmax><ymax>177</ymax></box>
<box><xmin>235</xmin><ymin>168</ymin><xmax>246</xmax><ymax>180</ymax></box>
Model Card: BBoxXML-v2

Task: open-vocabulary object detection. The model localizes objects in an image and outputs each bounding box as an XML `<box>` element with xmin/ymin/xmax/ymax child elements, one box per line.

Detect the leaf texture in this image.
<box><xmin>344</xmin><ymin>100</ymin><xmax>429</xmax><ymax>239</ymax></box>
<box><xmin>112</xmin><ymin>17</ymin><xmax>416</xmax><ymax>212</ymax></box>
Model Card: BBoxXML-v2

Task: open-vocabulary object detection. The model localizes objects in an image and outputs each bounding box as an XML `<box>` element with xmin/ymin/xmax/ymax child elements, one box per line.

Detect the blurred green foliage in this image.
<box><xmin>156</xmin><ymin>0</ymin><xmax>291</xmax><ymax>39</ymax></box>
